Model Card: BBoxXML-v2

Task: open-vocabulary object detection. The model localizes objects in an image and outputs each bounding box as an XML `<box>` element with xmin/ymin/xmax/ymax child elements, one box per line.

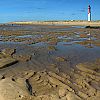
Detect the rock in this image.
<box><xmin>48</xmin><ymin>64</ymin><xmax>59</xmax><ymax>73</ymax></box>
<box><xmin>13</xmin><ymin>54</ymin><xmax>31</xmax><ymax>62</ymax></box>
<box><xmin>28</xmin><ymin>72</ymin><xmax>53</xmax><ymax>96</ymax></box>
<box><xmin>75</xmin><ymin>78</ymin><xmax>86</xmax><ymax>88</ymax></box>
<box><xmin>50</xmin><ymin>94</ymin><xmax>60</xmax><ymax>100</ymax></box>
<box><xmin>48</xmin><ymin>72</ymin><xmax>72</xmax><ymax>91</ymax></box>
<box><xmin>47</xmin><ymin>75</ymin><xmax>73</xmax><ymax>92</ymax></box>
<box><xmin>32</xmin><ymin>74</ymin><xmax>41</xmax><ymax>81</ymax></box>
<box><xmin>40</xmin><ymin>95</ymin><xmax>51</xmax><ymax>100</ymax></box>
<box><xmin>24</xmin><ymin>70</ymin><xmax>36</xmax><ymax>79</ymax></box>
<box><xmin>16</xmin><ymin>77</ymin><xmax>33</xmax><ymax>95</ymax></box>
<box><xmin>16</xmin><ymin>78</ymin><xmax>27</xmax><ymax>88</ymax></box>
<box><xmin>2</xmin><ymin>48</ymin><xmax>16</xmax><ymax>56</ymax></box>
<box><xmin>78</xmin><ymin>91</ymin><xmax>88</xmax><ymax>99</ymax></box>
<box><xmin>76</xmin><ymin>64</ymin><xmax>94</xmax><ymax>73</ymax></box>
<box><xmin>87</xmin><ymin>91</ymin><xmax>100</xmax><ymax>100</ymax></box>
<box><xmin>76</xmin><ymin>63</ymin><xmax>100</xmax><ymax>76</ymax></box>
<box><xmin>80</xmin><ymin>72</ymin><xmax>100</xmax><ymax>82</ymax></box>
<box><xmin>56</xmin><ymin>57</ymin><xmax>66</xmax><ymax>62</ymax></box>
<box><xmin>33</xmin><ymin>94</ymin><xmax>60</xmax><ymax>100</ymax></box>
<box><xmin>66</xmin><ymin>92</ymin><xmax>82</xmax><ymax>100</ymax></box>
<box><xmin>87</xmin><ymin>97</ymin><xmax>100</xmax><ymax>100</ymax></box>
<box><xmin>0</xmin><ymin>57</ymin><xmax>18</xmax><ymax>69</ymax></box>
<box><xmin>86</xmin><ymin>85</ymin><xmax>97</xmax><ymax>97</ymax></box>
<box><xmin>86</xmin><ymin>91</ymin><xmax>100</xmax><ymax>100</ymax></box>
<box><xmin>0</xmin><ymin>78</ymin><xmax>29</xmax><ymax>100</ymax></box>
<box><xmin>60</xmin><ymin>96</ymin><xmax>67</xmax><ymax>100</ymax></box>
<box><xmin>48</xmin><ymin>46</ymin><xmax>57</xmax><ymax>51</ymax></box>
<box><xmin>59</xmin><ymin>87</ymin><xmax>67</xmax><ymax>98</ymax></box>
<box><xmin>48</xmin><ymin>72</ymin><xmax>67</xmax><ymax>83</ymax></box>
<box><xmin>0</xmin><ymin>53</ymin><xmax>5</xmax><ymax>59</ymax></box>
<box><xmin>0</xmin><ymin>74</ymin><xmax>3</xmax><ymax>79</ymax></box>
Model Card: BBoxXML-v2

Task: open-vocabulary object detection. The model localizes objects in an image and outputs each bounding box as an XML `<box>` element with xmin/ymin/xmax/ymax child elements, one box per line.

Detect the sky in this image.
<box><xmin>0</xmin><ymin>0</ymin><xmax>100</xmax><ymax>23</ymax></box>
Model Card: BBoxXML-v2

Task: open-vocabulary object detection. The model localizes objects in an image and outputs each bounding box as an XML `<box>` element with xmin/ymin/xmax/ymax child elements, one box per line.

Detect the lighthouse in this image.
<box><xmin>88</xmin><ymin>5</ymin><xmax>91</xmax><ymax>21</ymax></box>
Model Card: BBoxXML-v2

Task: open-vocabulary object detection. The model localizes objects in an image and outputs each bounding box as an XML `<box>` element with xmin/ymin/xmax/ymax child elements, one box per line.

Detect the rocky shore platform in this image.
<box><xmin>0</xmin><ymin>24</ymin><xmax>100</xmax><ymax>100</ymax></box>
<box><xmin>0</xmin><ymin>48</ymin><xmax>100</xmax><ymax>100</ymax></box>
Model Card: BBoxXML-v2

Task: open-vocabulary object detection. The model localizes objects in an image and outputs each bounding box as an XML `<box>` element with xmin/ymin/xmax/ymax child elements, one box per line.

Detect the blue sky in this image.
<box><xmin>0</xmin><ymin>0</ymin><xmax>100</xmax><ymax>23</ymax></box>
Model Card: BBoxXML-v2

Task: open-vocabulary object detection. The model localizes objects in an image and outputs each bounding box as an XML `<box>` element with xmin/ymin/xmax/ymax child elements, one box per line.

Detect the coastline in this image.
<box><xmin>0</xmin><ymin>24</ymin><xmax>100</xmax><ymax>100</ymax></box>
<box><xmin>10</xmin><ymin>21</ymin><xmax>100</xmax><ymax>26</ymax></box>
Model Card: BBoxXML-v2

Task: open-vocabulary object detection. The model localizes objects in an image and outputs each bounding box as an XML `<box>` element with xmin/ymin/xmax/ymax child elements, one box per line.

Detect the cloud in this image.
<box><xmin>79</xmin><ymin>8</ymin><xmax>87</xmax><ymax>13</ymax></box>
<box><xmin>79</xmin><ymin>9</ymin><xmax>86</xmax><ymax>12</ymax></box>
<box><xmin>71</xmin><ymin>13</ymin><xmax>76</xmax><ymax>15</ymax></box>
<box><xmin>36</xmin><ymin>7</ymin><xmax>45</xmax><ymax>10</ymax></box>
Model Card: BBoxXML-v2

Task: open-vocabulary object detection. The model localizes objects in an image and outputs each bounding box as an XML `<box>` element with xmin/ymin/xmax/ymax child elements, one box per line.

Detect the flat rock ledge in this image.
<box><xmin>0</xmin><ymin>57</ymin><xmax>18</xmax><ymax>69</ymax></box>
<box><xmin>0</xmin><ymin>68</ymin><xmax>99</xmax><ymax>100</ymax></box>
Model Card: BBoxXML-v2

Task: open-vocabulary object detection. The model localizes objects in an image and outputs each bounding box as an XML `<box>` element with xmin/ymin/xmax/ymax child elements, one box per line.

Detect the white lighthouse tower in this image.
<box><xmin>88</xmin><ymin>5</ymin><xmax>91</xmax><ymax>21</ymax></box>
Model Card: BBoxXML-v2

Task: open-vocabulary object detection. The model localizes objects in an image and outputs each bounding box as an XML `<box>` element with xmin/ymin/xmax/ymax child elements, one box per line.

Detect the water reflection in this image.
<box><xmin>73</xmin><ymin>31</ymin><xmax>99</xmax><ymax>48</ymax></box>
<box><xmin>0</xmin><ymin>26</ymin><xmax>100</xmax><ymax>66</ymax></box>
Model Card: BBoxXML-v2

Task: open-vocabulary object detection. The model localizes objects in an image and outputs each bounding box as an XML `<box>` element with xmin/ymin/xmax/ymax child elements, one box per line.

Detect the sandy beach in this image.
<box><xmin>10</xmin><ymin>21</ymin><xmax>100</xmax><ymax>26</ymax></box>
<box><xmin>0</xmin><ymin>24</ymin><xmax>100</xmax><ymax>100</ymax></box>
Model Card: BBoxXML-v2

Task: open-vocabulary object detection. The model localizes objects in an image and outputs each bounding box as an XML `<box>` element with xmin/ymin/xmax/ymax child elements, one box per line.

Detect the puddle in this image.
<box><xmin>0</xmin><ymin>41</ymin><xmax>22</xmax><ymax>44</ymax></box>
<box><xmin>16</xmin><ymin>35</ymin><xmax>33</xmax><ymax>38</ymax></box>
<box><xmin>0</xmin><ymin>24</ymin><xmax>36</xmax><ymax>31</ymax></box>
<box><xmin>49</xmin><ymin>27</ymin><xmax>77</xmax><ymax>32</ymax></box>
<box><xmin>15</xmin><ymin>34</ymin><xmax>43</xmax><ymax>38</ymax></box>
<box><xmin>0</xmin><ymin>25</ymin><xmax>100</xmax><ymax>68</ymax></box>
<box><xmin>72</xmin><ymin>26</ymin><xmax>86</xmax><ymax>28</ymax></box>
<box><xmin>57</xmin><ymin>33</ymin><xmax>97</xmax><ymax>43</ymax></box>
<box><xmin>55</xmin><ymin>41</ymin><xmax>100</xmax><ymax>65</ymax></box>
<box><xmin>32</xmin><ymin>42</ymin><xmax>47</xmax><ymax>47</ymax></box>
<box><xmin>56</xmin><ymin>32</ymin><xmax>100</xmax><ymax>64</ymax></box>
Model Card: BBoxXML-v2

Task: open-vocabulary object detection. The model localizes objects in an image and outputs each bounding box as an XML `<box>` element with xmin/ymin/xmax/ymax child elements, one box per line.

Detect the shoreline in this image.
<box><xmin>9</xmin><ymin>21</ymin><xmax>100</xmax><ymax>26</ymax></box>
<box><xmin>0</xmin><ymin>24</ymin><xmax>100</xmax><ymax>100</ymax></box>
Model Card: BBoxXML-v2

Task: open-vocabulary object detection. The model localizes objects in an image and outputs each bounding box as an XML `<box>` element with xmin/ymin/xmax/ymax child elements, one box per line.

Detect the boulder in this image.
<box><xmin>47</xmin><ymin>75</ymin><xmax>73</xmax><ymax>92</ymax></box>
<box><xmin>13</xmin><ymin>54</ymin><xmax>31</xmax><ymax>62</ymax></box>
<box><xmin>0</xmin><ymin>74</ymin><xmax>3</xmax><ymax>79</ymax></box>
<box><xmin>32</xmin><ymin>94</ymin><xmax>60</xmax><ymax>100</ymax></box>
<box><xmin>59</xmin><ymin>87</ymin><xmax>67</xmax><ymax>98</ymax></box>
<box><xmin>2</xmin><ymin>48</ymin><xmax>16</xmax><ymax>56</ymax></box>
<box><xmin>0</xmin><ymin>78</ymin><xmax>29</xmax><ymax>100</ymax></box>
<box><xmin>76</xmin><ymin>63</ymin><xmax>100</xmax><ymax>76</ymax></box>
<box><xmin>66</xmin><ymin>92</ymin><xmax>82</xmax><ymax>100</ymax></box>
<box><xmin>0</xmin><ymin>53</ymin><xmax>5</xmax><ymax>59</ymax></box>
<box><xmin>0</xmin><ymin>57</ymin><xmax>18</xmax><ymax>69</ymax></box>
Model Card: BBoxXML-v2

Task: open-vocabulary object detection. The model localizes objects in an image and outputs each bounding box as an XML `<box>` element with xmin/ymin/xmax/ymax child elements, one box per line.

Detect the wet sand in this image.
<box><xmin>0</xmin><ymin>24</ymin><xmax>100</xmax><ymax>100</ymax></box>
